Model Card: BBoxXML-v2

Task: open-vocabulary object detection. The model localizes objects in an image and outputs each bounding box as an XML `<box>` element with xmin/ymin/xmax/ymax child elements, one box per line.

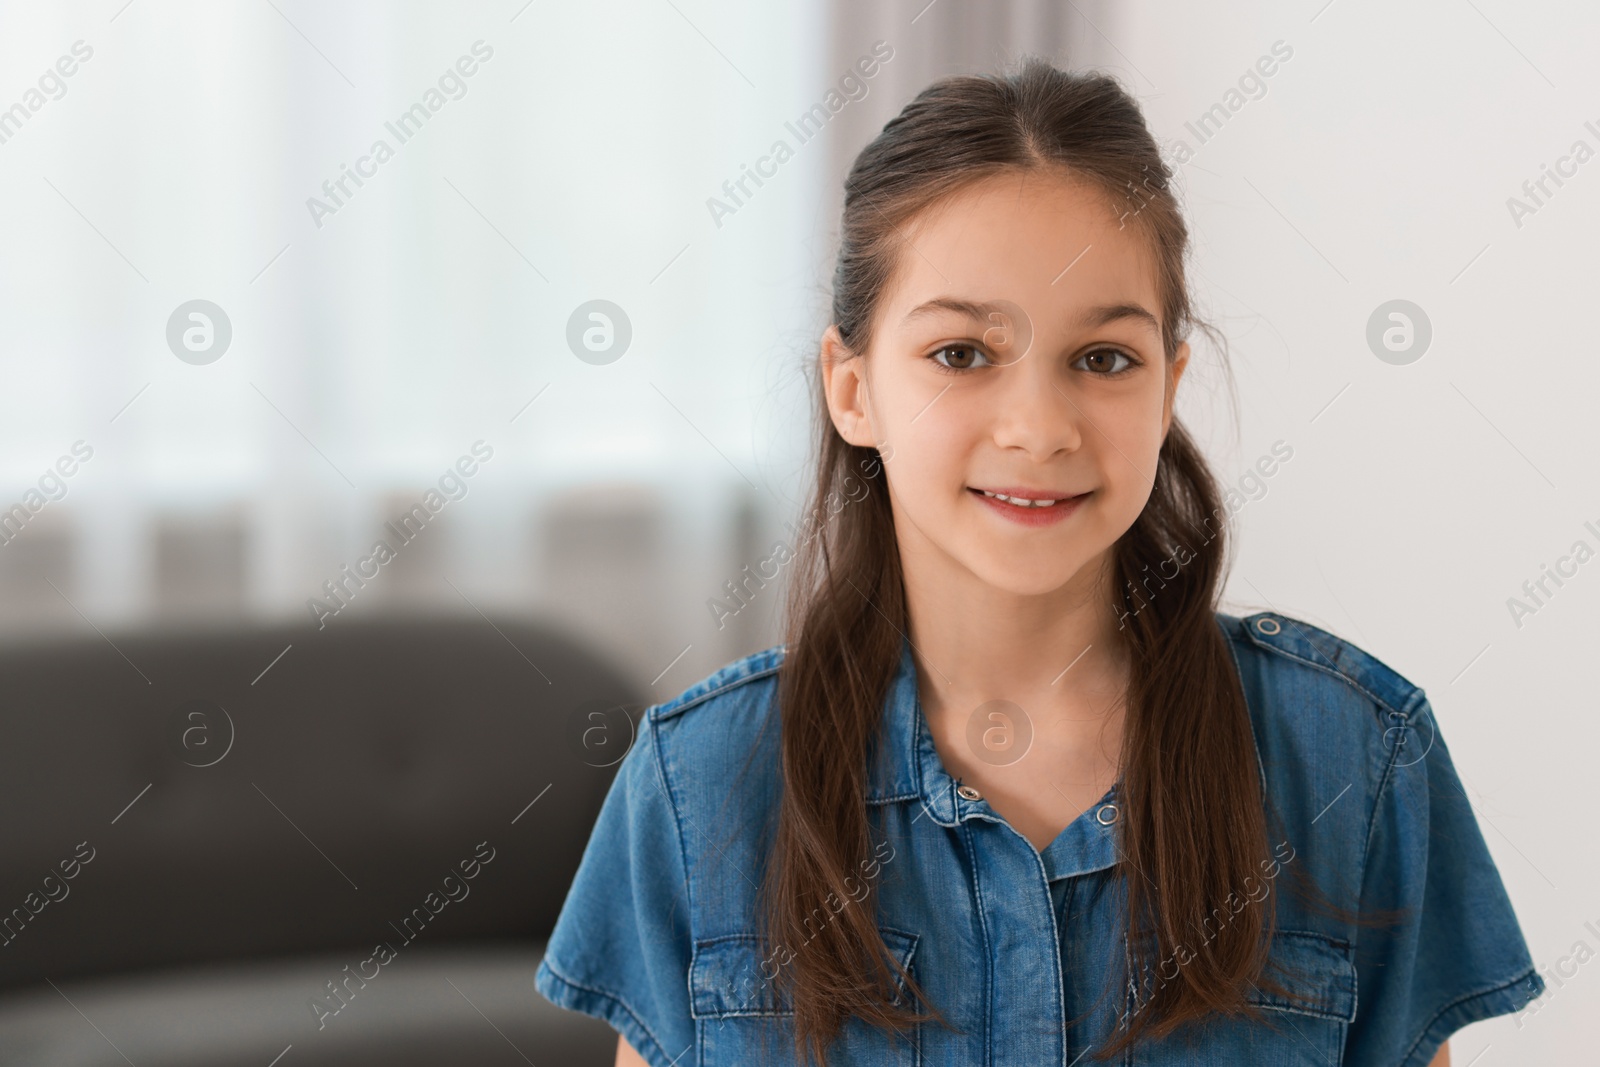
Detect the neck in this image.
<box><xmin>900</xmin><ymin>543</ymin><xmax>1132</xmax><ymax>715</ymax></box>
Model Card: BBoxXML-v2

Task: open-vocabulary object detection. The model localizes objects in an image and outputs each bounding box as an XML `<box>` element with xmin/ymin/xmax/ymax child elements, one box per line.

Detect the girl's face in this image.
<box><xmin>822</xmin><ymin>168</ymin><xmax>1189</xmax><ymax>601</ymax></box>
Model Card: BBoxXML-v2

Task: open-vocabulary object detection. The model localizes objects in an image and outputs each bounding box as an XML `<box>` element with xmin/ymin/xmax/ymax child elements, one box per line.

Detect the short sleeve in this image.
<box><xmin>1344</xmin><ymin>693</ymin><xmax>1544</xmax><ymax>1066</ymax></box>
<box><xmin>535</xmin><ymin>714</ymin><xmax>695</xmax><ymax>1067</ymax></box>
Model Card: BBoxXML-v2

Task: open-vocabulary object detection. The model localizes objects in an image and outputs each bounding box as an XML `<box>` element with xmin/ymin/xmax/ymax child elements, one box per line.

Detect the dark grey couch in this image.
<box><xmin>0</xmin><ymin>615</ymin><xmax>633</xmax><ymax>1065</ymax></box>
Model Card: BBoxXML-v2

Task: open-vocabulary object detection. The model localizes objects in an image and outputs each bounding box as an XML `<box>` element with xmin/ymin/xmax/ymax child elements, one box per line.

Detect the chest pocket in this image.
<box><xmin>1129</xmin><ymin>930</ymin><xmax>1356</xmax><ymax>1066</ymax></box>
<box><xmin>690</xmin><ymin>926</ymin><xmax>922</xmax><ymax>1066</ymax></box>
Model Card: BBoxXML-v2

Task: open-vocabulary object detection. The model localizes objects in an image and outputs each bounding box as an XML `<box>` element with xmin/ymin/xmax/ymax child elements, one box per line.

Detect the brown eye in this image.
<box><xmin>930</xmin><ymin>343</ymin><xmax>991</xmax><ymax>371</ymax></box>
<box><xmin>1075</xmin><ymin>348</ymin><xmax>1135</xmax><ymax>375</ymax></box>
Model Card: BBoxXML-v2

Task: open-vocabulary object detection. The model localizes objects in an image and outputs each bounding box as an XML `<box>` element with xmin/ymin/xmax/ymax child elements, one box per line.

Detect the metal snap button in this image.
<box><xmin>1095</xmin><ymin>803</ymin><xmax>1119</xmax><ymax>826</ymax></box>
<box><xmin>1255</xmin><ymin>617</ymin><xmax>1282</xmax><ymax>636</ymax></box>
<box><xmin>956</xmin><ymin>784</ymin><xmax>983</xmax><ymax>801</ymax></box>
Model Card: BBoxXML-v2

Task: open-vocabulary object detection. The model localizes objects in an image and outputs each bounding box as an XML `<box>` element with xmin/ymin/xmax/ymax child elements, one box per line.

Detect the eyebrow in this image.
<box><xmin>900</xmin><ymin>298</ymin><xmax>1012</xmax><ymax>325</ymax></box>
<box><xmin>900</xmin><ymin>297</ymin><xmax>1161</xmax><ymax>334</ymax></box>
<box><xmin>1076</xmin><ymin>302</ymin><xmax>1160</xmax><ymax>333</ymax></box>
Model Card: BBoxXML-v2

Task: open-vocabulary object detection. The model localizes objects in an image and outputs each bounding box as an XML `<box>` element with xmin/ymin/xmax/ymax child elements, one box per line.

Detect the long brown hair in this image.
<box><xmin>760</xmin><ymin>58</ymin><xmax>1301</xmax><ymax>1064</ymax></box>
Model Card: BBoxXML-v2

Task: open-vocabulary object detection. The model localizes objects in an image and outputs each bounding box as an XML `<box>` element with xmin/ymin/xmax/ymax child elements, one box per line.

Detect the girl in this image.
<box><xmin>537</xmin><ymin>59</ymin><xmax>1542</xmax><ymax>1066</ymax></box>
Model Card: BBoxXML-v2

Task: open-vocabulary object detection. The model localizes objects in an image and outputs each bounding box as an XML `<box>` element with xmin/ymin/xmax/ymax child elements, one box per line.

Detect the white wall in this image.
<box><xmin>1102</xmin><ymin>1</ymin><xmax>1599</xmax><ymax>1060</ymax></box>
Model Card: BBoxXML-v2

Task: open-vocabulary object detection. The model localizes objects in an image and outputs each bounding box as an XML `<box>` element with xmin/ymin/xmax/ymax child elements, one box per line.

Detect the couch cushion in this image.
<box><xmin>0</xmin><ymin>616</ymin><xmax>643</xmax><ymax>989</ymax></box>
<box><xmin>0</xmin><ymin>943</ymin><xmax>618</xmax><ymax>1066</ymax></box>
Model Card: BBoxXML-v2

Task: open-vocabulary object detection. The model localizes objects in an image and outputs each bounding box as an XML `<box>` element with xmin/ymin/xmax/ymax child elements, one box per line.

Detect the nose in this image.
<box><xmin>989</xmin><ymin>352</ymin><xmax>1083</xmax><ymax>459</ymax></box>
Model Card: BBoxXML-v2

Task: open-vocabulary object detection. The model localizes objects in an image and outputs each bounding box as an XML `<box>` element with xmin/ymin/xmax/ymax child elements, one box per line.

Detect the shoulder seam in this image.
<box><xmin>1233</xmin><ymin>612</ymin><xmax>1425</xmax><ymax>719</ymax></box>
<box><xmin>646</xmin><ymin>708</ymin><xmax>698</xmax><ymax>968</ymax></box>
<box><xmin>1357</xmin><ymin>712</ymin><xmax>1407</xmax><ymax>940</ymax></box>
<box><xmin>650</xmin><ymin>646</ymin><xmax>785</xmax><ymax>723</ymax></box>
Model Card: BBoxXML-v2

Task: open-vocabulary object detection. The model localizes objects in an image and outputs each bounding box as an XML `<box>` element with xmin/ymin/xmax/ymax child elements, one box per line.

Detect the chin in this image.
<box><xmin>967</xmin><ymin>556</ymin><xmax>1101</xmax><ymax>599</ymax></box>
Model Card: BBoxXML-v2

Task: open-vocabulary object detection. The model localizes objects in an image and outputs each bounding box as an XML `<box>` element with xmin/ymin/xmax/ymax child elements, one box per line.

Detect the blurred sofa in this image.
<box><xmin>0</xmin><ymin>615</ymin><xmax>636</xmax><ymax>1066</ymax></box>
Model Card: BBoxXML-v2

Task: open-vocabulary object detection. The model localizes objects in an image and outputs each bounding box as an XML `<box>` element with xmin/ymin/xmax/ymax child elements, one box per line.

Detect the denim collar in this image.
<box><xmin>866</xmin><ymin>634</ymin><xmax>1121</xmax><ymax>880</ymax></box>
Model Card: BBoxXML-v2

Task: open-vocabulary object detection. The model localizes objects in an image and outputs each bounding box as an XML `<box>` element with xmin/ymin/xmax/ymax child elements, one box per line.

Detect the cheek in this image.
<box><xmin>1100</xmin><ymin>376</ymin><xmax>1169</xmax><ymax>448</ymax></box>
<box><xmin>884</xmin><ymin>422</ymin><xmax>969</xmax><ymax>517</ymax></box>
<box><xmin>879</xmin><ymin>385</ymin><xmax>979</xmax><ymax>499</ymax></box>
<box><xmin>1086</xmin><ymin>391</ymin><xmax>1167</xmax><ymax>506</ymax></box>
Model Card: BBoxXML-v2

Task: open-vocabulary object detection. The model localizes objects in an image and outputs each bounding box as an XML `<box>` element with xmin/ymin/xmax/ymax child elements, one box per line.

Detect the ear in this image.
<box><xmin>1160</xmin><ymin>340</ymin><xmax>1191</xmax><ymax>438</ymax></box>
<box><xmin>820</xmin><ymin>323</ymin><xmax>878</xmax><ymax>449</ymax></box>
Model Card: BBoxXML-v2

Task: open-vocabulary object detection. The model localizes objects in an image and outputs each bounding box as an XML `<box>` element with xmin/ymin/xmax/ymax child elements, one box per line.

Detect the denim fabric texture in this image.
<box><xmin>535</xmin><ymin>610</ymin><xmax>1543</xmax><ymax>1066</ymax></box>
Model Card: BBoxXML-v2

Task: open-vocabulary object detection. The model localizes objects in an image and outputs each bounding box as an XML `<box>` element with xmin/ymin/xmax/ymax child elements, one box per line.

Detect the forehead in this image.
<box><xmin>879</xmin><ymin>168</ymin><xmax>1163</xmax><ymax>336</ymax></box>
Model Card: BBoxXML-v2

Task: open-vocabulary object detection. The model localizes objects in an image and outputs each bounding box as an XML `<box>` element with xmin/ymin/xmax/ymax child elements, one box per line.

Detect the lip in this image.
<box><xmin>968</xmin><ymin>486</ymin><xmax>1091</xmax><ymax>527</ymax></box>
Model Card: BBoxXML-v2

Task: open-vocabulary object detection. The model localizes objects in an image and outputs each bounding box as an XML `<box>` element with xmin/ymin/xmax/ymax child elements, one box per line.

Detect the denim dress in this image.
<box><xmin>535</xmin><ymin>611</ymin><xmax>1543</xmax><ymax>1065</ymax></box>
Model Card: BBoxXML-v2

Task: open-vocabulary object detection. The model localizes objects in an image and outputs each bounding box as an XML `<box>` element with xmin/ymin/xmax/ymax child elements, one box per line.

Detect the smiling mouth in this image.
<box><xmin>970</xmin><ymin>488</ymin><xmax>1089</xmax><ymax>508</ymax></box>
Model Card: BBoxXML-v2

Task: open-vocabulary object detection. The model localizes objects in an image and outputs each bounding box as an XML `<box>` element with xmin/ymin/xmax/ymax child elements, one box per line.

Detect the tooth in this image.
<box><xmin>979</xmin><ymin>490</ymin><xmax>1062</xmax><ymax>507</ymax></box>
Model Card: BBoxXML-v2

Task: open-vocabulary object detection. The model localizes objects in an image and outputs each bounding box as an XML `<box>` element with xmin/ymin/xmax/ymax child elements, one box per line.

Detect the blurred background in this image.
<box><xmin>0</xmin><ymin>0</ymin><xmax>1595</xmax><ymax>1063</ymax></box>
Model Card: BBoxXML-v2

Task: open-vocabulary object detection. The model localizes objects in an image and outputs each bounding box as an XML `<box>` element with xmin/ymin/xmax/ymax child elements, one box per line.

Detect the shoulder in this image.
<box><xmin>634</xmin><ymin>646</ymin><xmax>789</xmax><ymax>931</ymax></box>
<box><xmin>1216</xmin><ymin>610</ymin><xmax>1443</xmax><ymax>911</ymax></box>
<box><xmin>1217</xmin><ymin>609</ymin><xmax>1427</xmax><ymax>726</ymax></box>
<box><xmin>649</xmin><ymin>643</ymin><xmax>786</xmax><ymax>725</ymax></box>
<box><xmin>639</xmin><ymin>644</ymin><xmax>788</xmax><ymax>810</ymax></box>
<box><xmin>1216</xmin><ymin>607</ymin><xmax>1432</xmax><ymax>807</ymax></box>
<box><xmin>1219</xmin><ymin>618</ymin><xmax>1547</xmax><ymax>1050</ymax></box>
<box><xmin>1216</xmin><ymin>609</ymin><xmax>1433</xmax><ymax>845</ymax></box>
